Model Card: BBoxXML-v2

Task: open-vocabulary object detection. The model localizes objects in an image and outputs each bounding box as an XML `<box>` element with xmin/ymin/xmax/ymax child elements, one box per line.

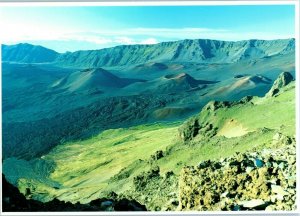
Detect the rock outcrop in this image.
<box><xmin>266</xmin><ymin>72</ymin><xmax>294</xmax><ymax>97</ymax></box>
<box><xmin>177</xmin><ymin>133</ymin><xmax>296</xmax><ymax>211</ymax></box>
<box><xmin>178</xmin><ymin>97</ymin><xmax>255</xmax><ymax>142</ymax></box>
<box><xmin>178</xmin><ymin>116</ymin><xmax>218</xmax><ymax>142</ymax></box>
<box><xmin>117</xmin><ymin>165</ymin><xmax>178</xmax><ymax>211</ymax></box>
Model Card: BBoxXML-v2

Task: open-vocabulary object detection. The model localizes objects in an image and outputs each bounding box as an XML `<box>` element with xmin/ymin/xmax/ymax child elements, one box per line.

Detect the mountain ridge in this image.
<box><xmin>55</xmin><ymin>38</ymin><xmax>295</xmax><ymax>68</ymax></box>
<box><xmin>2</xmin><ymin>43</ymin><xmax>59</xmax><ymax>63</ymax></box>
<box><xmin>2</xmin><ymin>38</ymin><xmax>295</xmax><ymax>66</ymax></box>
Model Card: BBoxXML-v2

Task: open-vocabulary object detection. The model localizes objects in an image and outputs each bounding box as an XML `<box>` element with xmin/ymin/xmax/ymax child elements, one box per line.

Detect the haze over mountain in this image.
<box><xmin>2</xmin><ymin>43</ymin><xmax>59</xmax><ymax>63</ymax></box>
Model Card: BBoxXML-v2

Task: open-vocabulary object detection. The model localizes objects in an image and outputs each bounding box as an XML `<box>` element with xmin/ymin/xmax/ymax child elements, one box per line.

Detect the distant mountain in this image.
<box><xmin>2</xmin><ymin>39</ymin><xmax>294</xmax><ymax>67</ymax></box>
<box><xmin>51</xmin><ymin>68</ymin><xmax>145</xmax><ymax>92</ymax></box>
<box><xmin>2</xmin><ymin>43</ymin><xmax>59</xmax><ymax>63</ymax></box>
<box><xmin>55</xmin><ymin>38</ymin><xmax>295</xmax><ymax>68</ymax></box>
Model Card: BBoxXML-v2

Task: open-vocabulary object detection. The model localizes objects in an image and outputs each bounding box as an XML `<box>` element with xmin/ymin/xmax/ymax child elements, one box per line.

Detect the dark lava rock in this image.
<box><xmin>198</xmin><ymin>161</ymin><xmax>211</xmax><ymax>169</ymax></box>
<box><xmin>178</xmin><ymin>117</ymin><xmax>201</xmax><ymax>141</ymax></box>
<box><xmin>114</xmin><ymin>198</ymin><xmax>147</xmax><ymax>211</ymax></box>
<box><xmin>2</xmin><ymin>174</ymin><xmax>147</xmax><ymax>212</ymax></box>
<box><xmin>133</xmin><ymin>166</ymin><xmax>161</xmax><ymax>191</ymax></box>
<box><xmin>2</xmin><ymin>174</ymin><xmax>95</xmax><ymax>211</ymax></box>
<box><xmin>151</xmin><ymin>150</ymin><xmax>164</xmax><ymax>161</ymax></box>
<box><xmin>239</xmin><ymin>95</ymin><xmax>253</xmax><ymax>104</ymax></box>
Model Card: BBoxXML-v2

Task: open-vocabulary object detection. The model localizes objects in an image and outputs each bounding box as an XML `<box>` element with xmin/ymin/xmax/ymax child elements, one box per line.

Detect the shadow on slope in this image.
<box><xmin>51</xmin><ymin>68</ymin><xmax>145</xmax><ymax>93</ymax></box>
<box><xmin>2</xmin><ymin>174</ymin><xmax>147</xmax><ymax>212</ymax></box>
<box><xmin>123</xmin><ymin>72</ymin><xmax>219</xmax><ymax>95</ymax></box>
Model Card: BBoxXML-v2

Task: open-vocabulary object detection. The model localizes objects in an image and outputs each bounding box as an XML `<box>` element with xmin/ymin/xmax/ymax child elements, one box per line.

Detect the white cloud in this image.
<box><xmin>64</xmin><ymin>34</ymin><xmax>113</xmax><ymax>45</ymax></box>
<box><xmin>0</xmin><ymin>21</ymin><xmax>294</xmax><ymax>51</ymax></box>
<box><xmin>140</xmin><ymin>38</ymin><xmax>158</xmax><ymax>45</ymax></box>
<box><xmin>106</xmin><ymin>36</ymin><xmax>158</xmax><ymax>46</ymax></box>
<box><xmin>0</xmin><ymin>25</ymin><xmax>228</xmax><ymax>44</ymax></box>
<box><xmin>114</xmin><ymin>36</ymin><xmax>136</xmax><ymax>45</ymax></box>
<box><xmin>83</xmin><ymin>27</ymin><xmax>228</xmax><ymax>39</ymax></box>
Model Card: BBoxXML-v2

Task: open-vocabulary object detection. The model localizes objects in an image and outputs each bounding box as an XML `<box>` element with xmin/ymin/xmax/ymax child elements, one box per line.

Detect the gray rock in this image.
<box><xmin>288</xmin><ymin>189</ymin><xmax>296</xmax><ymax>195</ymax></box>
<box><xmin>265</xmin><ymin>205</ymin><xmax>276</xmax><ymax>211</ymax></box>
<box><xmin>238</xmin><ymin>199</ymin><xmax>266</xmax><ymax>209</ymax></box>
<box><xmin>271</xmin><ymin>185</ymin><xmax>289</xmax><ymax>196</ymax></box>
<box><xmin>278</xmin><ymin>162</ymin><xmax>285</xmax><ymax>169</ymax></box>
<box><xmin>246</xmin><ymin>167</ymin><xmax>254</xmax><ymax>173</ymax></box>
<box><xmin>270</xmin><ymin>194</ymin><xmax>284</xmax><ymax>202</ymax></box>
<box><xmin>221</xmin><ymin>191</ymin><xmax>229</xmax><ymax>198</ymax></box>
<box><xmin>273</xmin><ymin>162</ymin><xmax>279</xmax><ymax>168</ymax></box>
<box><xmin>265</xmin><ymin>162</ymin><xmax>272</xmax><ymax>168</ymax></box>
<box><xmin>267</xmin><ymin>179</ymin><xmax>277</xmax><ymax>185</ymax></box>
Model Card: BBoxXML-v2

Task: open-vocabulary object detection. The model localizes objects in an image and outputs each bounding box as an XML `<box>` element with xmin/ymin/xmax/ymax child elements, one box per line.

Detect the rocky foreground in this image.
<box><xmin>178</xmin><ymin>132</ymin><xmax>296</xmax><ymax>211</ymax></box>
<box><xmin>3</xmin><ymin>132</ymin><xmax>296</xmax><ymax>212</ymax></box>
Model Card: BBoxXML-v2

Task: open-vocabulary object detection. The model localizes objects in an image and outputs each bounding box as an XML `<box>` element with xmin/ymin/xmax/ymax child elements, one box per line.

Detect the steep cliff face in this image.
<box><xmin>265</xmin><ymin>71</ymin><xmax>294</xmax><ymax>97</ymax></box>
<box><xmin>55</xmin><ymin>39</ymin><xmax>295</xmax><ymax>68</ymax></box>
<box><xmin>3</xmin><ymin>38</ymin><xmax>294</xmax><ymax>66</ymax></box>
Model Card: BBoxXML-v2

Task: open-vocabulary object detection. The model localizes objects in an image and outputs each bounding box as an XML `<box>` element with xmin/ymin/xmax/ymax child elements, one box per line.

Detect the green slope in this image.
<box><xmin>3</xmin><ymin>78</ymin><xmax>295</xmax><ymax>209</ymax></box>
<box><xmin>9</xmin><ymin>123</ymin><xmax>180</xmax><ymax>203</ymax></box>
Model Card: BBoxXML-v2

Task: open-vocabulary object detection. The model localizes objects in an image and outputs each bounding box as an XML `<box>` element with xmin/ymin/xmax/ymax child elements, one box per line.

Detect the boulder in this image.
<box><xmin>271</xmin><ymin>185</ymin><xmax>289</xmax><ymax>196</ymax></box>
<box><xmin>272</xmin><ymin>132</ymin><xmax>293</xmax><ymax>146</ymax></box>
<box><xmin>254</xmin><ymin>158</ymin><xmax>264</xmax><ymax>168</ymax></box>
<box><xmin>238</xmin><ymin>199</ymin><xmax>267</xmax><ymax>209</ymax></box>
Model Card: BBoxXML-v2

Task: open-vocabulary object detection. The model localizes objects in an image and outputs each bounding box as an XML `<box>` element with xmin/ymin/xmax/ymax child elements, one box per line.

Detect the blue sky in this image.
<box><xmin>0</xmin><ymin>5</ymin><xmax>295</xmax><ymax>52</ymax></box>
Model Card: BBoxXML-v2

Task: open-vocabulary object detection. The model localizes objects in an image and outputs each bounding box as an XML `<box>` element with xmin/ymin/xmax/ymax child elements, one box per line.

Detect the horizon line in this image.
<box><xmin>2</xmin><ymin>37</ymin><xmax>295</xmax><ymax>54</ymax></box>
